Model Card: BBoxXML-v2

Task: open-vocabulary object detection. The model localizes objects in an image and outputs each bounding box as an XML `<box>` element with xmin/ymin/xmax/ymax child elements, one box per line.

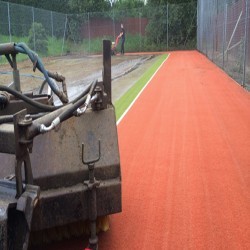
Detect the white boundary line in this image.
<box><xmin>117</xmin><ymin>53</ymin><xmax>171</xmax><ymax>125</ymax></box>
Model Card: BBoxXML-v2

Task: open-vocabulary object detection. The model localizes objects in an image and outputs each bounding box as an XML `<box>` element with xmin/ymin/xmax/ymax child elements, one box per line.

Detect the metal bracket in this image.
<box><xmin>82</xmin><ymin>139</ymin><xmax>101</xmax><ymax>166</ymax></box>
<box><xmin>0</xmin><ymin>180</ymin><xmax>40</xmax><ymax>250</ymax></box>
<box><xmin>91</xmin><ymin>82</ymin><xmax>108</xmax><ymax>111</ymax></box>
<box><xmin>13</xmin><ymin>110</ymin><xmax>34</xmax><ymax>198</ymax></box>
<box><xmin>82</xmin><ymin>139</ymin><xmax>101</xmax><ymax>250</ymax></box>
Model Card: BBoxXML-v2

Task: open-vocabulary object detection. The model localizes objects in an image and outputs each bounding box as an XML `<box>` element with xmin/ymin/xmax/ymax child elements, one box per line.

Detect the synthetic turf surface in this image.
<box><xmin>41</xmin><ymin>51</ymin><xmax>250</xmax><ymax>249</ymax></box>
<box><xmin>100</xmin><ymin>51</ymin><xmax>250</xmax><ymax>249</ymax></box>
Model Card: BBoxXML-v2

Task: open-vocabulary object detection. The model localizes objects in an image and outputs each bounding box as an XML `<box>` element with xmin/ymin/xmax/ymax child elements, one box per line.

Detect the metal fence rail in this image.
<box><xmin>197</xmin><ymin>0</ymin><xmax>250</xmax><ymax>90</ymax></box>
<box><xmin>0</xmin><ymin>1</ymin><xmax>196</xmax><ymax>57</ymax></box>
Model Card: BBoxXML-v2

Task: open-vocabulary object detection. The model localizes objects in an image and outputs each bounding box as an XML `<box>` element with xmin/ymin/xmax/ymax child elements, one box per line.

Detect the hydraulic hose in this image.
<box><xmin>72</xmin><ymin>84</ymin><xmax>92</xmax><ymax>104</ymax></box>
<box><xmin>0</xmin><ymin>82</ymin><xmax>95</xmax><ymax>113</ymax></box>
<box><xmin>39</xmin><ymin>80</ymin><xmax>97</xmax><ymax>133</ymax></box>
<box><xmin>0</xmin><ymin>85</ymin><xmax>60</xmax><ymax>111</ymax></box>
<box><xmin>0</xmin><ymin>92</ymin><xmax>9</xmax><ymax>108</ymax></box>
<box><xmin>55</xmin><ymin>80</ymin><xmax>97</xmax><ymax>123</ymax></box>
<box><xmin>39</xmin><ymin>80</ymin><xmax>47</xmax><ymax>94</ymax></box>
<box><xmin>14</xmin><ymin>43</ymin><xmax>68</xmax><ymax>104</ymax></box>
<box><xmin>0</xmin><ymin>115</ymin><xmax>12</xmax><ymax>124</ymax></box>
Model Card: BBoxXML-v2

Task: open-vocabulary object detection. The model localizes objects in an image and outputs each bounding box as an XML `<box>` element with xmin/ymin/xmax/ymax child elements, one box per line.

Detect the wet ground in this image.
<box><xmin>0</xmin><ymin>53</ymin><xmax>160</xmax><ymax>103</ymax></box>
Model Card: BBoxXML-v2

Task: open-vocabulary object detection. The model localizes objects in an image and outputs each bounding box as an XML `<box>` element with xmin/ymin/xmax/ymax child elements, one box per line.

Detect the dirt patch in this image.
<box><xmin>0</xmin><ymin>53</ymin><xmax>161</xmax><ymax>103</ymax></box>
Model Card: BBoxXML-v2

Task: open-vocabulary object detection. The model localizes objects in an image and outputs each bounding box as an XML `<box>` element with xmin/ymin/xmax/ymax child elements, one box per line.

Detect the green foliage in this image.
<box><xmin>67</xmin><ymin>15</ymin><xmax>87</xmax><ymax>43</ymax></box>
<box><xmin>147</xmin><ymin>0</ymin><xmax>197</xmax><ymax>6</ymax></box>
<box><xmin>113</xmin><ymin>0</ymin><xmax>144</xmax><ymax>10</ymax></box>
<box><xmin>48</xmin><ymin>37</ymin><xmax>69</xmax><ymax>56</ymax></box>
<box><xmin>28</xmin><ymin>22</ymin><xmax>48</xmax><ymax>54</ymax></box>
<box><xmin>0</xmin><ymin>34</ymin><xmax>67</xmax><ymax>65</ymax></box>
<box><xmin>66</xmin><ymin>33</ymin><xmax>157</xmax><ymax>55</ymax></box>
<box><xmin>68</xmin><ymin>0</ymin><xmax>110</xmax><ymax>13</ymax></box>
<box><xmin>145</xmin><ymin>2</ymin><xmax>196</xmax><ymax>49</ymax></box>
<box><xmin>1</xmin><ymin>0</ymin><xmax>70</xmax><ymax>13</ymax></box>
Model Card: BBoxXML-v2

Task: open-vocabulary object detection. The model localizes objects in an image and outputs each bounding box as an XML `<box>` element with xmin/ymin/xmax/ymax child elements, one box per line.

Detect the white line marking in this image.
<box><xmin>117</xmin><ymin>53</ymin><xmax>171</xmax><ymax>125</ymax></box>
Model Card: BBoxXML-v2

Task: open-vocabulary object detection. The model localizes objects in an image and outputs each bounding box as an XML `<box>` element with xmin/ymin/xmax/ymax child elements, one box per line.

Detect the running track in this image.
<box><xmin>43</xmin><ymin>51</ymin><xmax>250</xmax><ymax>249</ymax></box>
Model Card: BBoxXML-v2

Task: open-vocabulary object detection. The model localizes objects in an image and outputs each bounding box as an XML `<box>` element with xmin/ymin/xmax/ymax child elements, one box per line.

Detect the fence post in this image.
<box><xmin>212</xmin><ymin>19</ymin><xmax>214</xmax><ymax>61</ymax></box>
<box><xmin>206</xmin><ymin>17</ymin><xmax>208</xmax><ymax>56</ymax></box>
<box><xmin>113</xmin><ymin>9</ymin><xmax>115</xmax><ymax>41</ymax></box>
<box><xmin>61</xmin><ymin>14</ymin><xmax>67</xmax><ymax>56</ymax></box>
<box><xmin>242</xmin><ymin>0</ymin><xmax>249</xmax><ymax>87</ymax></box>
<box><xmin>167</xmin><ymin>4</ymin><xmax>169</xmax><ymax>51</ymax></box>
<box><xmin>88</xmin><ymin>12</ymin><xmax>91</xmax><ymax>54</ymax></box>
<box><xmin>197</xmin><ymin>0</ymin><xmax>200</xmax><ymax>51</ymax></box>
<box><xmin>139</xmin><ymin>10</ymin><xmax>142</xmax><ymax>52</ymax></box>
<box><xmin>51</xmin><ymin>11</ymin><xmax>54</xmax><ymax>54</ymax></box>
<box><xmin>222</xmin><ymin>2</ymin><xmax>228</xmax><ymax>69</ymax></box>
<box><xmin>7</xmin><ymin>2</ymin><xmax>11</xmax><ymax>42</ymax></box>
<box><xmin>212</xmin><ymin>3</ymin><xmax>217</xmax><ymax>62</ymax></box>
<box><xmin>32</xmin><ymin>7</ymin><xmax>36</xmax><ymax>51</ymax></box>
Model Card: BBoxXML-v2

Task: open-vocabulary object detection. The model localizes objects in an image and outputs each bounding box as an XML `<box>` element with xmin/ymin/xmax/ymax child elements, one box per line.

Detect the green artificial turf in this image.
<box><xmin>114</xmin><ymin>54</ymin><xmax>168</xmax><ymax>121</ymax></box>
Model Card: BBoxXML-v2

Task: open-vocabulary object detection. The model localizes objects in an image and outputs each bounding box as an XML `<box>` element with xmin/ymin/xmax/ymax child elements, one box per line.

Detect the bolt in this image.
<box><xmin>19</xmin><ymin>114</ymin><xmax>32</xmax><ymax>126</ymax></box>
<box><xmin>23</xmin><ymin>114</ymin><xmax>32</xmax><ymax>125</ymax></box>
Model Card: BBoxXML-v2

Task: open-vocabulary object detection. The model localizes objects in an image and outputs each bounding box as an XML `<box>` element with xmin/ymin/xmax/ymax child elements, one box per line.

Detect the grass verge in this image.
<box><xmin>114</xmin><ymin>53</ymin><xmax>168</xmax><ymax>121</ymax></box>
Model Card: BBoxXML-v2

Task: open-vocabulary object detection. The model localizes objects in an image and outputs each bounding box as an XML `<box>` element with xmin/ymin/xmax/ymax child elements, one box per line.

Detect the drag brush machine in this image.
<box><xmin>0</xmin><ymin>40</ymin><xmax>121</xmax><ymax>250</ymax></box>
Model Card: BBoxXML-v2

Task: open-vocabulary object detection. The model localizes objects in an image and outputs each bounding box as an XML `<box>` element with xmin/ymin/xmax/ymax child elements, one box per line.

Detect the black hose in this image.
<box><xmin>0</xmin><ymin>115</ymin><xmax>13</xmax><ymax>123</ymax></box>
<box><xmin>39</xmin><ymin>80</ymin><xmax>47</xmax><ymax>94</ymax></box>
<box><xmin>0</xmin><ymin>85</ymin><xmax>60</xmax><ymax>111</ymax></box>
<box><xmin>72</xmin><ymin>84</ymin><xmax>92</xmax><ymax>104</ymax></box>
<box><xmin>0</xmin><ymin>79</ymin><xmax>97</xmax><ymax>113</ymax></box>
<box><xmin>58</xmin><ymin>80</ymin><xmax>97</xmax><ymax>123</ymax></box>
<box><xmin>0</xmin><ymin>94</ymin><xmax>8</xmax><ymax>106</ymax></box>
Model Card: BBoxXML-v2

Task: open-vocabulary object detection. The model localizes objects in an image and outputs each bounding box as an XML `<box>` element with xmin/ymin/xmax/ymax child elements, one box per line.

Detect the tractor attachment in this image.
<box><xmin>0</xmin><ymin>40</ymin><xmax>121</xmax><ymax>250</ymax></box>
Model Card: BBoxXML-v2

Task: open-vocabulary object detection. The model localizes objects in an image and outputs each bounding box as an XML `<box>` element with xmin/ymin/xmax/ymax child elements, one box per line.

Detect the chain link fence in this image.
<box><xmin>0</xmin><ymin>1</ymin><xmax>67</xmax><ymax>56</ymax></box>
<box><xmin>0</xmin><ymin>1</ymin><xmax>196</xmax><ymax>58</ymax></box>
<box><xmin>197</xmin><ymin>0</ymin><xmax>250</xmax><ymax>90</ymax></box>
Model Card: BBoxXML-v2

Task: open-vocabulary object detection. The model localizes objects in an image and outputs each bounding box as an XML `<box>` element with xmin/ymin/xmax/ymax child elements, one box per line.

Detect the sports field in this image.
<box><xmin>34</xmin><ymin>50</ymin><xmax>250</xmax><ymax>250</ymax></box>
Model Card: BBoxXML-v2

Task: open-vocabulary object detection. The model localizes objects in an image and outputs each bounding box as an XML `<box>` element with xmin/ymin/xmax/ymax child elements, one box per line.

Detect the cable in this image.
<box><xmin>72</xmin><ymin>84</ymin><xmax>92</xmax><ymax>104</ymax></box>
<box><xmin>0</xmin><ymin>92</ymin><xmax>9</xmax><ymax>107</ymax></box>
<box><xmin>39</xmin><ymin>80</ymin><xmax>98</xmax><ymax>133</ymax></box>
<box><xmin>0</xmin><ymin>115</ymin><xmax>12</xmax><ymax>124</ymax></box>
<box><xmin>0</xmin><ymin>85</ymin><xmax>60</xmax><ymax>111</ymax></box>
<box><xmin>0</xmin><ymin>79</ymin><xmax>97</xmax><ymax>113</ymax></box>
<box><xmin>57</xmin><ymin>80</ymin><xmax>97</xmax><ymax>123</ymax></box>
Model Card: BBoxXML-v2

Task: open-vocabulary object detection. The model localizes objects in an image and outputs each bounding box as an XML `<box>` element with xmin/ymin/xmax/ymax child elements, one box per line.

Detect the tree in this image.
<box><xmin>68</xmin><ymin>0</ymin><xmax>111</xmax><ymax>13</ymax></box>
<box><xmin>28</xmin><ymin>22</ymin><xmax>48</xmax><ymax>54</ymax></box>
<box><xmin>147</xmin><ymin>0</ymin><xmax>197</xmax><ymax>6</ymax></box>
<box><xmin>146</xmin><ymin>1</ymin><xmax>197</xmax><ymax>49</ymax></box>
<box><xmin>112</xmin><ymin>0</ymin><xmax>144</xmax><ymax>10</ymax></box>
<box><xmin>2</xmin><ymin>0</ymin><xmax>70</xmax><ymax>13</ymax></box>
